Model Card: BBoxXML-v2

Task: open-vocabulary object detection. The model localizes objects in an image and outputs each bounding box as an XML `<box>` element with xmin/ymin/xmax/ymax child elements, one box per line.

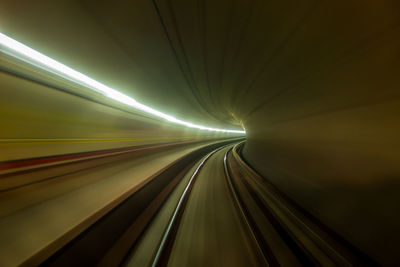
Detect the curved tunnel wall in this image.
<box><xmin>0</xmin><ymin>58</ymin><xmax>237</xmax><ymax>162</ymax></box>
<box><xmin>1</xmin><ymin>0</ymin><xmax>400</xmax><ymax>265</ymax></box>
<box><xmin>242</xmin><ymin>98</ymin><xmax>400</xmax><ymax>265</ymax></box>
<box><xmin>238</xmin><ymin>2</ymin><xmax>400</xmax><ymax>265</ymax></box>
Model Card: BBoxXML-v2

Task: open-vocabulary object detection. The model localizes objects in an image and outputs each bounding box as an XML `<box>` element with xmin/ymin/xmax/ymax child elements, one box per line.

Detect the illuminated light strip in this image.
<box><xmin>0</xmin><ymin>32</ymin><xmax>245</xmax><ymax>134</ymax></box>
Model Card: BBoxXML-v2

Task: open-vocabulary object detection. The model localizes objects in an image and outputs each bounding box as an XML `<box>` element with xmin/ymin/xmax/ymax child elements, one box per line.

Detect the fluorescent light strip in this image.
<box><xmin>0</xmin><ymin>32</ymin><xmax>245</xmax><ymax>134</ymax></box>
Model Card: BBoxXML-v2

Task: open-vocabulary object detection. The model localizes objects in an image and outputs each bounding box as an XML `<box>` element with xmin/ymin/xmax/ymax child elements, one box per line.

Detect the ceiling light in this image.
<box><xmin>0</xmin><ymin>32</ymin><xmax>245</xmax><ymax>134</ymax></box>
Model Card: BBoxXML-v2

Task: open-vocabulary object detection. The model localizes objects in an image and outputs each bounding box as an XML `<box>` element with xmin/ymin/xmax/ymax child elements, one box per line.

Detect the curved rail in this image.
<box><xmin>223</xmin><ymin>147</ymin><xmax>271</xmax><ymax>267</ymax></box>
<box><xmin>151</xmin><ymin>144</ymin><xmax>231</xmax><ymax>266</ymax></box>
<box><xmin>230</xmin><ymin>142</ymin><xmax>378</xmax><ymax>266</ymax></box>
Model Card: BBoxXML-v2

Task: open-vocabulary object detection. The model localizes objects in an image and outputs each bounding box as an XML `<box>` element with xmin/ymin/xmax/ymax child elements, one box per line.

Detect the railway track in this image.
<box><xmin>223</xmin><ymin>142</ymin><xmax>378</xmax><ymax>267</ymax></box>
<box><xmin>0</xmin><ymin>139</ymin><xmax>377</xmax><ymax>266</ymax></box>
<box><xmin>0</xmin><ymin>139</ymin><xmax>240</xmax><ymax>266</ymax></box>
<box><xmin>127</xmin><ymin>142</ymin><xmax>378</xmax><ymax>266</ymax></box>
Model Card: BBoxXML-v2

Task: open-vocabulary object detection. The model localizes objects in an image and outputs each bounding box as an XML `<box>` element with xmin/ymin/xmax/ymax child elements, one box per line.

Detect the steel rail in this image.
<box><xmin>151</xmin><ymin>143</ymin><xmax>232</xmax><ymax>266</ymax></box>
<box><xmin>223</xmin><ymin>147</ymin><xmax>270</xmax><ymax>267</ymax></box>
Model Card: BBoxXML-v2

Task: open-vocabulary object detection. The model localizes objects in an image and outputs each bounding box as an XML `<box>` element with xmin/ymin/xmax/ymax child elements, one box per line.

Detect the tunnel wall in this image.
<box><xmin>1</xmin><ymin>0</ymin><xmax>399</xmax><ymax>265</ymax></box>
<box><xmin>240</xmin><ymin>3</ymin><xmax>400</xmax><ymax>264</ymax></box>
<box><xmin>242</xmin><ymin>98</ymin><xmax>400</xmax><ymax>265</ymax></box>
<box><xmin>0</xmin><ymin>65</ymin><xmax>235</xmax><ymax>162</ymax></box>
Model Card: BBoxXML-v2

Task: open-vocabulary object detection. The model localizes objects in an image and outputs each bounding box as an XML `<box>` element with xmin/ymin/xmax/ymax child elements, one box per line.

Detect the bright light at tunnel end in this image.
<box><xmin>0</xmin><ymin>32</ymin><xmax>245</xmax><ymax>135</ymax></box>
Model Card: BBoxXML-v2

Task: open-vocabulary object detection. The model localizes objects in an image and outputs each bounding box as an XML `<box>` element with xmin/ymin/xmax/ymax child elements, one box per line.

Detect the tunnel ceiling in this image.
<box><xmin>1</xmin><ymin>0</ymin><xmax>399</xmax><ymax>132</ymax></box>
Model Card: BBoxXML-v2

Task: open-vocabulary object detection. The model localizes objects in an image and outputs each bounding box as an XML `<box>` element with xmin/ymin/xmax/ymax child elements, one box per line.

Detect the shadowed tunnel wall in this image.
<box><xmin>239</xmin><ymin>2</ymin><xmax>400</xmax><ymax>265</ymax></box>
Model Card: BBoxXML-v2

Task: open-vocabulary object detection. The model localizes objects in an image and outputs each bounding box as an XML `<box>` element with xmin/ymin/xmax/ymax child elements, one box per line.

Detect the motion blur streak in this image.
<box><xmin>0</xmin><ymin>32</ymin><xmax>245</xmax><ymax>134</ymax></box>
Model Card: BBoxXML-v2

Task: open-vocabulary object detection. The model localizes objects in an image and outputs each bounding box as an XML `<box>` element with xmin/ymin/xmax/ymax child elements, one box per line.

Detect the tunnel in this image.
<box><xmin>0</xmin><ymin>0</ymin><xmax>399</xmax><ymax>266</ymax></box>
